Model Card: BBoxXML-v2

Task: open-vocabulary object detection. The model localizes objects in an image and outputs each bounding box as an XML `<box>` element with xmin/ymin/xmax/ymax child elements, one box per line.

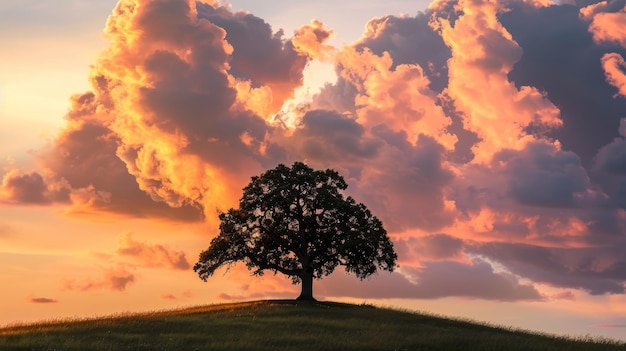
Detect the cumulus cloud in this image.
<box><xmin>354</xmin><ymin>12</ymin><xmax>451</xmax><ymax>92</ymax></box>
<box><xmin>432</xmin><ymin>0</ymin><xmax>562</xmax><ymax>164</ymax></box>
<box><xmin>292</xmin><ymin>20</ymin><xmax>334</xmax><ymax>61</ymax></box>
<box><xmin>0</xmin><ymin>170</ymin><xmax>68</xmax><ymax>204</ymax></box>
<box><xmin>502</xmin><ymin>1</ymin><xmax>626</xmax><ymax>165</ymax></box>
<box><xmin>593</xmin><ymin>118</ymin><xmax>626</xmax><ymax>207</ymax></box>
<box><xmin>587</xmin><ymin>1</ymin><xmax>626</xmax><ymax>47</ymax></box>
<box><xmin>287</xmin><ymin>110</ymin><xmax>381</xmax><ymax>162</ymax></box>
<box><xmin>117</xmin><ymin>232</ymin><xmax>190</xmax><ymax>270</ymax></box>
<box><xmin>9</xmin><ymin>0</ymin><xmax>626</xmax><ymax>302</ymax></box>
<box><xmin>494</xmin><ymin>141</ymin><xmax>600</xmax><ymax>208</ymax></box>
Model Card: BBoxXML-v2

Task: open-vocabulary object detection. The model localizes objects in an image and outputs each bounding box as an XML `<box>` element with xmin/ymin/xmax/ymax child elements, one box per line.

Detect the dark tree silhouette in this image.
<box><xmin>194</xmin><ymin>162</ymin><xmax>397</xmax><ymax>300</ymax></box>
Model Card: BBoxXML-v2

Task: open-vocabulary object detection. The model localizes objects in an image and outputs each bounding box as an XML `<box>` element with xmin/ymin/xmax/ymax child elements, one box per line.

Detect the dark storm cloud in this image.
<box><xmin>350</xmin><ymin>131</ymin><xmax>456</xmax><ymax>232</ymax></box>
<box><xmin>494</xmin><ymin>141</ymin><xmax>598</xmax><ymax>208</ymax></box>
<box><xmin>289</xmin><ymin>110</ymin><xmax>381</xmax><ymax>161</ymax></box>
<box><xmin>593</xmin><ymin>126</ymin><xmax>626</xmax><ymax>207</ymax></box>
<box><xmin>500</xmin><ymin>2</ymin><xmax>626</xmax><ymax>166</ymax></box>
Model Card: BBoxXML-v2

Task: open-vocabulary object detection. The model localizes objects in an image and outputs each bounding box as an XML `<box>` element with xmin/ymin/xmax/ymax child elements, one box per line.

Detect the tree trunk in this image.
<box><xmin>297</xmin><ymin>271</ymin><xmax>315</xmax><ymax>301</ymax></box>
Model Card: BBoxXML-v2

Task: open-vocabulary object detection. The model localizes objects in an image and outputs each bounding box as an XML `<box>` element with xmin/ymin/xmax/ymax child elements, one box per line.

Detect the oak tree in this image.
<box><xmin>194</xmin><ymin>162</ymin><xmax>397</xmax><ymax>300</ymax></box>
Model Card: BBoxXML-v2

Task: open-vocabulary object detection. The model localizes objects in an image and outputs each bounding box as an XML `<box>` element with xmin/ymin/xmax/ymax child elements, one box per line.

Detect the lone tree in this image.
<box><xmin>194</xmin><ymin>162</ymin><xmax>397</xmax><ymax>300</ymax></box>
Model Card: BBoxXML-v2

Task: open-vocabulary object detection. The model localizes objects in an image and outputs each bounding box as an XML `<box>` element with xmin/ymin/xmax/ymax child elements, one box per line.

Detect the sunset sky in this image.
<box><xmin>2</xmin><ymin>0</ymin><xmax>626</xmax><ymax>341</ymax></box>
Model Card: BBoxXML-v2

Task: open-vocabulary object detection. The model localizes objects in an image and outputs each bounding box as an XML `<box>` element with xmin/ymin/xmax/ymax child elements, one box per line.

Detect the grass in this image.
<box><xmin>0</xmin><ymin>300</ymin><xmax>623</xmax><ymax>350</ymax></box>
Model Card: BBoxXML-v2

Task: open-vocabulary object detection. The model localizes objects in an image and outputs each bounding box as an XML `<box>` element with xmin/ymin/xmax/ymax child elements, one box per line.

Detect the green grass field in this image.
<box><xmin>0</xmin><ymin>300</ymin><xmax>623</xmax><ymax>351</ymax></box>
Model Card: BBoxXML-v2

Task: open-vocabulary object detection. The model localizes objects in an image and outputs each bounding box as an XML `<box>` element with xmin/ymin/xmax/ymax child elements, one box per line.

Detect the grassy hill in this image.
<box><xmin>0</xmin><ymin>300</ymin><xmax>623</xmax><ymax>351</ymax></box>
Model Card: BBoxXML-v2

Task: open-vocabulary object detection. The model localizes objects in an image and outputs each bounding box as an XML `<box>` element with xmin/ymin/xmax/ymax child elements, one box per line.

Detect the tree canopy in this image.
<box><xmin>193</xmin><ymin>162</ymin><xmax>397</xmax><ymax>300</ymax></box>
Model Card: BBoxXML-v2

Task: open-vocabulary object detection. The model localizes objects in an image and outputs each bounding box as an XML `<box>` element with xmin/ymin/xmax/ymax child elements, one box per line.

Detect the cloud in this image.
<box><xmin>292</xmin><ymin>20</ymin><xmax>335</xmax><ymax>61</ymax></box>
<box><xmin>287</xmin><ymin>110</ymin><xmax>381</xmax><ymax>162</ymax></box>
<box><xmin>117</xmin><ymin>232</ymin><xmax>190</xmax><ymax>270</ymax></box>
<box><xmin>432</xmin><ymin>0</ymin><xmax>562</xmax><ymax>164</ymax></box>
<box><xmin>350</xmin><ymin>133</ymin><xmax>456</xmax><ymax>232</ymax></box>
<box><xmin>318</xmin><ymin>258</ymin><xmax>543</xmax><ymax>301</ymax></box>
<box><xmin>601</xmin><ymin>52</ymin><xmax>626</xmax><ymax>97</ymax></box>
<box><xmin>0</xmin><ymin>170</ymin><xmax>68</xmax><ymax>204</ymax></box>
<box><xmin>587</xmin><ymin>1</ymin><xmax>626</xmax><ymax>47</ymax></box>
<box><xmin>63</xmin><ymin>266</ymin><xmax>136</xmax><ymax>292</ymax></box>
<box><xmin>595</xmin><ymin>139</ymin><xmax>626</xmax><ymax>176</ymax></box>
<box><xmin>32</xmin><ymin>92</ymin><xmax>204</xmax><ymax>221</ymax></box>
<box><xmin>196</xmin><ymin>2</ymin><xmax>323</xmax><ymax>115</ymax></box>
<box><xmin>472</xmin><ymin>241</ymin><xmax>626</xmax><ymax>295</ymax></box>
<box><xmin>27</xmin><ymin>297</ymin><xmax>59</xmax><ymax>304</ymax></box>
<box><xmin>494</xmin><ymin>141</ymin><xmax>600</xmax><ymax>208</ymax></box>
<box><xmin>593</xmin><ymin>118</ymin><xmax>626</xmax><ymax>208</ymax></box>
<box><xmin>354</xmin><ymin>12</ymin><xmax>451</xmax><ymax>92</ymax></box>
<box><xmin>394</xmin><ymin>234</ymin><xmax>465</xmax><ymax>263</ymax></box>
<box><xmin>10</xmin><ymin>0</ymin><xmax>626</xmax><ymax>302</ymax></box>
<box><xmin>501</xmin><ymin>1</ymin><xmax>626</xmax><ymax>165</ymax></box>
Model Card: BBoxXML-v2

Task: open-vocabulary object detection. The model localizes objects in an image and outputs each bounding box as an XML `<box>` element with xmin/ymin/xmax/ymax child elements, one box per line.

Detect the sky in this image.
<box><xmin>1</xmin><ymin>0</ymin><xmax>626</xmax><ymax>342</ymax></box>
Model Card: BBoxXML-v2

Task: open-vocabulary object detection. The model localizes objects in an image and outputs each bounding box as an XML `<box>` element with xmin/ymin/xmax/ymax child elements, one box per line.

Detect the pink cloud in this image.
<box><xmin>117</xmin><ymin>233</ymin><xmax>190</xmax><ymax>270</ymax></box>
<box><xmin>587</xmin><ymin>4</ymin><xmax>626</xmax><ymax>47</ymax></box>
<box><xmin>601</xmin><ymin>52</ymin><xmax>626</xmax><ymax>98</ymax></box>
<box><xmin>64</xmin><ymin>266</ymin><xmax>136</xmax><ymax>292</ymax></box>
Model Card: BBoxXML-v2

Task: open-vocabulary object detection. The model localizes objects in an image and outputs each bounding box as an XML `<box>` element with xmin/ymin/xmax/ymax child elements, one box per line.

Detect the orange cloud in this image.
<box><xmin>587</xmin><ymin>4</ymin><xmax>626</xmax><ymax>47</ymax></box>
<box><xmin>19</xmin><ymin>0</ymin><xmax>326</xmax><ymax>225</ymax></box>
<box><xmin>64</xmin><ymin>266</ymin><xmax>135</xmax><ymax>292</ymax></box>
<box><xmin>292</xmin><ymin>20</ymin><xmax>334</xmax><ymax>61</ymax></box>
<box><xmin>431</xmin><ymin>0</ymin><xmax>561</xmax><ymax>163</ymax></box>
<box><xmin>337</xmin><ymin>46</ymin><xmax>456</xmax><ymax>149</ymax></box>
<box><xmin>8</xmin><ymin>0</ymin><xmax>626</xmax><ymax>305</ymax></box>
<box><xmin>117</xmin><ymin>232</ymin><xmax>190</xmax><ymax>270</ymax></box>
<box><xmin>601</xmin><ymin>52</ymin><xmax>626</xmax><ymax>97</ymax></box>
